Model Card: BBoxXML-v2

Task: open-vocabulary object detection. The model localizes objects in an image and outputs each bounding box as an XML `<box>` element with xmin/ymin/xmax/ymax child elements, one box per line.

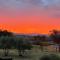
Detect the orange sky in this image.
<box><xmin>0</xmin><ymin>0</ymin><xmax>60</xmax><ymax>34</ymax></box>
<box><xmin>0</xmin><ymin>9</ymin><xmax>60</xmax><ymax>34</ymax></box>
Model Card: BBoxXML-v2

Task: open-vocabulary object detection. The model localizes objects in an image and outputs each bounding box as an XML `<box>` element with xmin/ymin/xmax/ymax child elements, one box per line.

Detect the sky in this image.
<box><xmin>0</xmin><ymin>0</ymin><xmax>60</xmax><ymax>34</ymax></box>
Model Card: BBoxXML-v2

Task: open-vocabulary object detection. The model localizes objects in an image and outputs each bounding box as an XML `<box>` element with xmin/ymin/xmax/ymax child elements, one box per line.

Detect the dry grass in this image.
<box><xmin>0</xmin><ymin>45</ymin><xmax>60</xmax><ymax>60</ymax></box>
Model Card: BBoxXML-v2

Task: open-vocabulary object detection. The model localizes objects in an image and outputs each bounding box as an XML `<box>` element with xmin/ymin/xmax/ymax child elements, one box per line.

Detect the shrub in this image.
<box><xmin>40</xmin><ymin>54</ymin><xmax>60</xmax><ymax>60</ymax></box>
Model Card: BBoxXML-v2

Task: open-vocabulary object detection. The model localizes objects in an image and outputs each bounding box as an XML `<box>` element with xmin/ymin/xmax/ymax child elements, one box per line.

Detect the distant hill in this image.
<box><xmin>15</xmin><ymin>33</ymin><xmax>48</xmax><ymax>37</ymax></box>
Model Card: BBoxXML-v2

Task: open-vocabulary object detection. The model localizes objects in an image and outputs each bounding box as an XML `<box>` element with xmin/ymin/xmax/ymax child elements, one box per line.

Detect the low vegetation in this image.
<box><xmin>40</xmin><ymin>54</ymin><xmax>60</xmax><ymax>60</ymax></box>
<box><xmin>0</xmin><ymin>29</ymin><xmax>60</xmax><ymax>60</ymax></box>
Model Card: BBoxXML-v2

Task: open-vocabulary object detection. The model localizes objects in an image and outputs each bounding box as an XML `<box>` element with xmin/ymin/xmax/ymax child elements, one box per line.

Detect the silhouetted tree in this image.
<box><xmin>16</xmin><ymin>37</ymin><xmax>24</xmax><ymax>56</ymax></box>
<box><xmin>50</xmin><ymin>29</ymin><xmax>60</xmax><ymax>52</ymax></box>
<box><xmin>16</xmin><ymin>37</ymin><xmax>33</xmax><ymax>56</ymax></box>
<box><xmin>0</xmin><ymin>29</ymin><xmax>14</xmax><ymax>56</ymax></box>
<box><xmin>0</xmin><ymin>30</ymin><xmax>13</xmax><ymax>37</ymax></box>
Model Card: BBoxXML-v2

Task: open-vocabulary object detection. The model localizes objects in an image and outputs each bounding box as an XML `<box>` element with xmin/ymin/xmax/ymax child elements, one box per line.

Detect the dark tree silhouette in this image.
<box><xmin>16</xmin><ymin>37</ymin><xmax>33</xmax><ymax>56</ymax></box>
<box><xmin>16</xmin><ymin>37</ymin><xmax>24</xmax><ymax>56</ymax></box>
<box><xmin>0</xmin><ymin>29</ymin><xmax>14</xmax><ymax>56</ymax></box>
<box><xmin>50</xmin><ymin>29</ymin><xmax>60</xmax><ymax>52</ymax></box>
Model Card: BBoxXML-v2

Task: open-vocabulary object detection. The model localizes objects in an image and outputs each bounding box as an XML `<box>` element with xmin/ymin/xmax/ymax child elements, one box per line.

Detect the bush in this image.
<box><xmin>40</xmin><ymin>54</ymin><xmax>60</xmax><ymax>60</ymax></box>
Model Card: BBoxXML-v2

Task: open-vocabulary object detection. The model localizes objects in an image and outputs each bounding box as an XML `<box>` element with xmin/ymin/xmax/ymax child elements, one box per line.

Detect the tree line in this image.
<box><xmin>0</xmin><ymin>30</ymin><xmax>33</xmax><ymax>56</ymax></box>
<box><xmin>0</xmin><ymin>29</ymin><xmax>60</xmax><ymax>56</ymax></box>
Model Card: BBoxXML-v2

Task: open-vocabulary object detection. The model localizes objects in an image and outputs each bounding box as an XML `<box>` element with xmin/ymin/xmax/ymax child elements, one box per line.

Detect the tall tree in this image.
<box><xmin>0</xmin><ymin>29</ymin><xmax>14</xmax><ymax>56</ymax></box>
<box><xmin>16</xmin><ymin>37</ymin><xmax>33</xmax><ymax>56</ymax></box>
<box><xmin>16</xmin><ymin>37</ymin><xmax>24</xmax><ymax>56</ymax></box>
<box><xmin>49</xmin><ymin>29</ymin><xmax>60</xmax><ymax>52</ymax></box>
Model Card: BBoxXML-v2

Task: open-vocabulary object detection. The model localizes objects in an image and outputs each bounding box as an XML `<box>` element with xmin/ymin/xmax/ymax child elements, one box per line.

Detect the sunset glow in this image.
<box><xmin>0</xmin><ymin>0</ymin><xmax>60</xmax><ymax>34</ymax></box>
